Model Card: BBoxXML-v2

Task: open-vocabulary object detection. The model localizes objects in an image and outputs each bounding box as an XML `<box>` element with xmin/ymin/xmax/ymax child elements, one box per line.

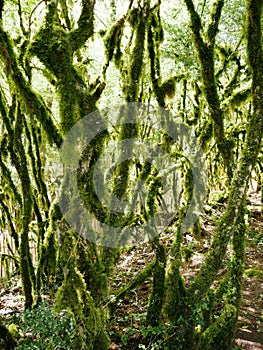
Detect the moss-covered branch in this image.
<box><xmin>197</xmin><ymin>304</ymin><xmax>237</xmax><ymax>350</ymax></box>
<box><xmin>107</xmin><ymin>260</ymin><xmax>155</xmax><ymax>315</ymax></box>
<box><xmin>125</xmin><ymin>14</ymin><xmax>146</xmax><ymax>102</ymax></box>
<box><xmin>13</xmin><ymin>102</ymin><xmax>35</xmax><ymax>309</ymax></box>
<box><xmin>183</xmin><ymin>0</ymin><xmax>204</xmax><ymax>52</ymax></box>
<box><xmin>24</xmin><ymin>119</ymin><xmax>50</xmax><ymax>214</ymax></box>
<box><xmin>184</xmin><ymin>0</ymin><xmax>233</xmax><ymax>178</ymax></box>
<box><xmin>27</xmin><ymin>1</ymin><xmax>98</xmax><ymax>135</ymax></box>
<box><xmin>58</xmin><ymin>0</ymin><xmax>71</xmax><ymax>30</ymax></box>
<box><xmin>206</xmin><ymin>0</ymin><xmax>224</xmax><ymax>45</ymax></box>
<box><xmin>69</xmin><ymin>0</ymin><xmax>95</xmax><ymax>51</ymax></box>
<box><xmin>0</xmin><ymin>198</ymin><xmax>19</xmax><ymax>250</ymax></box>
<box><xmin>146</xmin><ymin>238</ymin><xmax>166</xmax><ymax>326</ymax></box>
<box><xmin>0</xmin><ymin>23</ymin><xmax>62</xmax><ymax>146</ymax></box>
<box><xmin>188</xmin><ymin>0</ymin><xmax>263</xmax><ymax>302</ymax></box>
<box><xmin>164</xmin><ymin>214</ymin><xmax>187</xmax><ymax>322</ymax></box>
<box><xmin>36</xmin><ymin>202</ymin><xmax>60</xmax><ymax>300</ymax></box>
<box><xmin>246</xmin><ymin>0</ymin><xmax>263</xmax><ymax>107</ymax></box>
<box><xmin>55</xmin><ymin>229</ymin><xmax>110</xmax><ymax>349</ymax></box>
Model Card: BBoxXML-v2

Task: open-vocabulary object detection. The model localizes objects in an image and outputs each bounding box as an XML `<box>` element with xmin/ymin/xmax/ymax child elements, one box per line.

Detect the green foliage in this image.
<box><xmin>120</xmin><ymin>321</ymin><xmax>176</xmax><ymax>350</ymax></box>
<box><xmin>12</xmin><ymin>302</ymin><xmax>81</xmax><ymax>350</ymax></box>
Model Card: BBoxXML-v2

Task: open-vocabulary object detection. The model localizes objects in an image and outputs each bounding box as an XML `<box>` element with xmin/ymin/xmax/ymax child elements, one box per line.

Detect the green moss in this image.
<box><xmin>55</xmin><ymin>230</ymin><xmax>110</xmax><ymax>350</ymax></box>
<box><xmin>191</xmin><ymin>218</ymin><xmax>202</xmax><ymax>240</ymax></box>
<box><xmin>125</xmin><ymin>16</ymin><xmax>146</xmax><ymax>102</ymax></box>
<box><xmin>222</xmin><ymin>87</ymin><xmax>251</xmax><ymax>111</ymax></box>
<box><xmin>197</xmin><ymin>304</ymin><xmax>237</xmax><ymax>350</ymax></box>
<box><xmin>184</xmin><ymin>166</ymin><xmax>194</xmax><ymax>205</ymax></box>
<box><xmin>109</xmin><ymin>261</ymin><xmax>155</xmax><ymax>315</ymax></box>
<box><xmin>200</xmin><ymin>289</ymin><xmax>215</xmax><ymax>331</ymax></box>
<box><xmin>127</xmin><ymin>7</ymin><xmax>139</xmax><ymax>26</ymax></box>
<box><xmin>10</xmin><ymin>105</ymin><xmax>35</xmax><ymax>309</ymax></box>
<box><xmin>244</xmin><ymin>268</ymin><xmax>263</xmax><ymax>279</ymax></box>
<box><xmin>36</xmin><ymin>202</ymin><xmax>60</xmax><ymax>299</ymax></box>
<box><xmin>147</xmin><ymin>12</ymin><xmax>163</xmax><ymax>106</ymax></box>
<box><xmin>0</xmin><ymin>24</ymin><xmax>62</xmax><ymax>146</ymax></box>
<box><xmin>26</xmin><ymin>3</ymin><xmax>97</xmax><ymax>136</ymax></box>
<box><xmin>183</xmin><ymin>246</ymin><xmax>194</xmax><ymax>263</ymax></box>
<box><xmin>199</xmin><ymin>120</ymin><xmax>213</xmax><ymax>150</ymax></box>
<box><xmin>164</xmin><ymin>212</ymin><xmax>188</xmax><ymax>323</ymax></box>
<box><xmin>104</xmin><ymin>17</ymin><xmax>124</xmax><ymax>66</ymax></box>
<box><xmin>184</xmin><ymin>0</ymin><xmax>233</xmax><ymax>179</ymax></box>
<box><xmin>228</xmin><ymin>204</ymin><xmax>246</xmax><ymax>309</ymax></box>
<box><xmin>146</xmin><ymin>176</ymin><xmax>162</xmax><ymax>219</ymax></box>
<box><xmin>76</xmin><ymin>239</ymin><xmax>108</xmax><ymax>305</ymax></box>
<box><xmin>146</xmin><ymin>238</ymin><xmax>166</xmax><ymax>326</ymax></box>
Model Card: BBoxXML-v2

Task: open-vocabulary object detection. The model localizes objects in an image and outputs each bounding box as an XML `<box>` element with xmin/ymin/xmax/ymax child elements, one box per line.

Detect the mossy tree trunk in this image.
<box><xmin>162</xmin><ymin>1</ymin><xmax>263</xmax><ymax>348</ymax></box>
<box><xmin>0</xmin><ymin>34</ymin><xmax>39</xmax><ymax>308</ymax></box>
<box><xmin>23</xmin><ymin>2</ymin><xmax>112</xmax><ymax>347</ymax></box>
<box><xmin>184</xmin><ymin>0</ymin><xmax>233</xmax><ymax>179</ymax></box>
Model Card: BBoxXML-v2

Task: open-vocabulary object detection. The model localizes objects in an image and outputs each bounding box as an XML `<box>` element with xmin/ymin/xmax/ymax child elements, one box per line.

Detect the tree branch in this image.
<box><xmin>189</xmin><ymin>0</ymin><xmax>263</xmax><ymax>302</ymax></box>
<box><xmin>184</xmin><ymin>0</ymin><xmax>205</xmax><ymax>53</ymax></box>
<box><xmin>0</xmin><ymin>24</ymin><xmax>62</xmax><ymax>146</ymax></box>
<box><xmin>69</xmin><ymin>0</ymin><xmax>95</xmax><ymax>51</ymax></box>
<box><xmin>0</xmin><ymin>0</ymin><xmax>4</xmax><ymax>20</ymax></box>
<box><xmin>184</xmin><ymin>0</ymin><xmax>233</xmax><ymax>178</ymax></box>
<box><xmin>207</xmin><ymin>0</ymin><xmax>224</xmax><ymax>45</ymax></box>
<box><xmin>106</xmin><ymin>261</ymin><xmax>155</xmax><ymax>314</ymax></box>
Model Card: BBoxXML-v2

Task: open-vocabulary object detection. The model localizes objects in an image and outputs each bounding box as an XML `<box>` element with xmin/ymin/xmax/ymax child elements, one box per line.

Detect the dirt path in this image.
<box><xmin>234</xmin><ymin>210</ymin><xmax>263</xmax><ymax>350</ymax></box>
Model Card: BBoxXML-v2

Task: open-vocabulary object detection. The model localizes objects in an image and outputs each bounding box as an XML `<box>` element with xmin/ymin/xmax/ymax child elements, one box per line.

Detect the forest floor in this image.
<box><xmin>108</xmin><ymin>192</ymin><xmax>263</xmax><ymax>349</ymax></box>
<box><xmin>0</xmin><ymin>194</ymin><xmax>262</xmax><ymax>349</ymax></box>
<box><xmin>234</xmin><ymin>195</ymin><xmax>263</xmax><ymax>350</ymax></box>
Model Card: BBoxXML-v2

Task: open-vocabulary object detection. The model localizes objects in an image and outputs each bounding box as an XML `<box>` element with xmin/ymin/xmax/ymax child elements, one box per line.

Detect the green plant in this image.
<box><xmin>121</xmin><ymin>334</ymin><xmax>129</xmax><ymax>345</ymax></box>
<box><xmin>11</xmin><ymin>302</ymin><xmax>81</xmax><ymax>349</ymax></box>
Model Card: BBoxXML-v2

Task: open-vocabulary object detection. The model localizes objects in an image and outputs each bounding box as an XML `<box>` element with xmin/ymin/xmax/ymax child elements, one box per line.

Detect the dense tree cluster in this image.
<box><xmin>0</xmin><ymin>0</ymin><xmax>262</xmax><ymax>349</ymax></box>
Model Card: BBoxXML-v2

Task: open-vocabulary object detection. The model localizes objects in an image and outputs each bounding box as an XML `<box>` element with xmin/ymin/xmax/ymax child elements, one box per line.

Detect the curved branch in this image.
<box><xmin>28</xmin><ymin>0</ymin><xmax>46</xmax><ymax>36</ymax></box>
<box><xmin>0</xmin><ymin>24</ymin><xmax>62</xmax><ymax>146</ymax></box>
<box><xmin>69</xmin><ymin>0</ymin><xmax>95</xmax><ymax>51</ymax></box>
<box><xmin>184</xmin><ymin>0</ymin><xmax>233</xmax><ymax>178</ymax></box>
<box><xmin>188</xmin><ymin>0</ymin><xmax>263</xmax><ymax>302</ymax></box>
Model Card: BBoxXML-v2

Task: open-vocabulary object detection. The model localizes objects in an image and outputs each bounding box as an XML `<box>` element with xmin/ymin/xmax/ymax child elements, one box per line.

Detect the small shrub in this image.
<box><xmin>11</xmin><ymin>302</ymin><xmax>81</xmax><ymax>349</ymax></box>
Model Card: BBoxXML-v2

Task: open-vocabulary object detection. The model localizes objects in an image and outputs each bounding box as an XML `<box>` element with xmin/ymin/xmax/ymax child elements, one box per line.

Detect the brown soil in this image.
<box><xmin>234</xmin><ymin>210</ymin><xmax>263</xmax><ymax>350</ymax></box>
